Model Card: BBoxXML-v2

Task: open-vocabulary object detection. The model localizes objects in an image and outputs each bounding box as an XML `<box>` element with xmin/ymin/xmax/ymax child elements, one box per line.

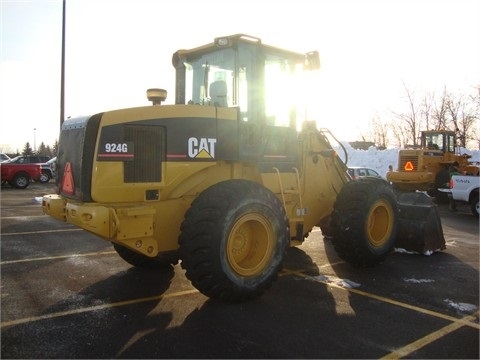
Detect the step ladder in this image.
<box><xmin>273</xmin><ymin>167</ymin><xmax>305</xmax><ymax>245</ymax></box>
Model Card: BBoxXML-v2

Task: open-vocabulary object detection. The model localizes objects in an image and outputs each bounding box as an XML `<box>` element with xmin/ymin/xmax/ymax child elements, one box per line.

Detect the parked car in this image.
<box><xmin>1</xmin><ymin>162</ymin><xmax>43</xmax><ymax>189</ymax></box>
<box><xmin>6</xmin><ymin>155</ymin><xmax>52</xmax><ymax>183</ymax></box>
<box><xmin>347</xmin><ymin>166</ymin><xmax>381</xmax><ymax>180</ymax></box>
<box><xmin>7</xmin><ymin>155</ymin><xmax>51</xmax><ymax>164</ymax></box>
<box><xmin>44</xmin><ymin>157</ymin><xmax>57</xmax><ymax>180</ymax></box>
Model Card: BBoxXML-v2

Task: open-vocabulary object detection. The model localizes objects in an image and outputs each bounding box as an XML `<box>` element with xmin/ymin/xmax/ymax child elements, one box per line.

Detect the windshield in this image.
<box><xmin>182</xmin><ymin>43</ymin><xmax>308</xmax><ymax>128</ymax></box>
<box><xmin>264</xmin><ymin>55</ymin><xmax>304</xmax><ymax>127</ymax></box>
<box><xmin>424</xmin><ymin>132</ymin><xmax>455</xmax><ymax>152</ymax></box>
<box><xmin>6</xmin><ymin>156</ymin><xmax>22</xmax><ymax>163</ymax></box>
<box><xmin>184</xmin><ymin>49</ymin><xmax>235</xmax><ymax>107</ymax></box>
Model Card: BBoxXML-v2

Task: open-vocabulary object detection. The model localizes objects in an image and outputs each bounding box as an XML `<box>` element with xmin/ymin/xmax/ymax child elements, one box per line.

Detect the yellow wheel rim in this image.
<box><xmin>366</xmin><ymin>199</ymin><xmax>394</xmax><ymax>248</ymax></box>
<box><xmin>226</xmin><ymin>213</ymin><xmax>274</xmax><ymax>277</ymax></box>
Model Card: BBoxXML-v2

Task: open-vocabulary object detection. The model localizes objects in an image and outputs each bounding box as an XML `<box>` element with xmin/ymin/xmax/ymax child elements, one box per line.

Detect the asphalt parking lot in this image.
<box><xmin>1</xmin><ymin>182</ymin><xmax>479</xmax><ymax>359</ymax></box>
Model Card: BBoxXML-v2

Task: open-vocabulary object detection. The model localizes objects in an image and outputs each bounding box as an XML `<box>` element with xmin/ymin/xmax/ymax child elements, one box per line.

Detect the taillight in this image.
<box><xmin>449</xmin><ymin>179</ymin><xmax>454</xmax><ymax>189</ymax></box>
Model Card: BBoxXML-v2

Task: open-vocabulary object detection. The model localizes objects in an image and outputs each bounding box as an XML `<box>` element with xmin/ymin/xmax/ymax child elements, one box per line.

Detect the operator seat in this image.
<box><xmin>209</xmin><ymin>80</ymin><xmax>228</xmax><ymax>107</ymax></box>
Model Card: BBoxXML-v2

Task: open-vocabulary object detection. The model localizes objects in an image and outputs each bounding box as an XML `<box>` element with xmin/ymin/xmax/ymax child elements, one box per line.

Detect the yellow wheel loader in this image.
<box><xmin>42</xmin><ymin>34</ymin><xmax>445</xmax><ymax>302</ymax></box>
<box><xmin>387</xmin><ymin>130</ymin><xmax>480</xmax><ymax>198</ymax></box>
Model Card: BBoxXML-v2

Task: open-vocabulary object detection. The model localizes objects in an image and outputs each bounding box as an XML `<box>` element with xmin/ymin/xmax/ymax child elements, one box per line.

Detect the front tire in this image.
<box><xmin>331</xmin><ymin>177</ymin><xmax>398</xmax><ymax>267</ymax></box>
<box><xmin>179</xmin><ymin>180</ymin><xmax>289</xmax><ymax>302</ymax></box>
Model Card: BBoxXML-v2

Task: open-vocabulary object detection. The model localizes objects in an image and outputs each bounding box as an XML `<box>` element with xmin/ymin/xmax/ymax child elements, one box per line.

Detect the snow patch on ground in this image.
<box><xmin>403</xmin><ymin>278</ymin><xmax>435</xmax><ymax>284</ymax></box>
<box><xmin>306</xmin><ymin>275</ymin><xmax>361</xmax><ymax>289</ymax></box>
<box><xmin>443</xmin><ymin>298</ymin><xmax>478</xmax><ymax>313</ymax></box>
<box><xmin>394</xmin><ymin>248</ymin><xmax>442</xmax><ymax>256</ymax></box>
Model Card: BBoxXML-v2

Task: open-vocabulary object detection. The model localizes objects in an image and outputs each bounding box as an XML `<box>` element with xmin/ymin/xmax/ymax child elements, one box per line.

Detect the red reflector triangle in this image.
<box><xmin>61</xmin><ymin>162</ymin><xmax>75</xmax><ymax>195</ymax></box>
<box><xmin>404</xmin><ymin>161</ymin><xmax>414</xmax><ymax>171</ymax></box>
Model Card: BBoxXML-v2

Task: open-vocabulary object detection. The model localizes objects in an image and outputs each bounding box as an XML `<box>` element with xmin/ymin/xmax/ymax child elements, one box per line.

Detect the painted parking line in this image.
<box><xmin>0</xmin><ymin>249</ymin><xmax>199</xmax><ymax>329</ymax></box>
<box><xmin>0</xmin><ymin>289</ymin><xmax>199</xmax><ymax>329</ymax></box>
<box><xmin>282</xmin><ymin>268</ymin><xmax>479</xmax><ymax>329</ymax></box>
<box><xmin>0</xmin><ymin>205</ymin><xmax>45</xmax><ymax>209</ymax></box>
<box><xmin>380</xmin><ymin>311</ymin><xmax>479</xmax><ymax>359</ymax></box>
<box><xmin>1</xmin><ymin>215</ymin><xmax>50</xmax><ymax>219</ymax></box>
<box><xmin>2</xmin><ymin>250</ymin><xmax>478</xmax><ymax>358</ymax></box>
<box><xmin>282</xmin><ymin>268</ymin><xmax>479</xmax><ymax>358</ymax></box>
<box><xmin>1</xmin><ymin>228</ymin><xmax>82</xmax><ymax>237</ymax></box>
<box><xmin>0</xmin><ymin>250</ymin><xmax>117</xmax><ymax>265</ymax></box>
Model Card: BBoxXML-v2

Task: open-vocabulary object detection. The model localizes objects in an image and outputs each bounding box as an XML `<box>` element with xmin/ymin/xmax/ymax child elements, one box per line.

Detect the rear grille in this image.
<box><xmin>399</xmin><ymin>155</ymin><xmax>419</xmax><ymax>171</ymax></box>
<box><xmin>57</xmin><ymin>114</ymin><xmax>102</xmax><ymax>201</ymax></box>
<box><xmin>124</xmin><ymin>125</ymin><xmax>165</xmax><ymax>183</ymax></box>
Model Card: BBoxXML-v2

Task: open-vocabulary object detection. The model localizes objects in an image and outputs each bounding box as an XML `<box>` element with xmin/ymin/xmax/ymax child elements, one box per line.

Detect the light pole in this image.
<box><xmin>33</xmin><ymin>128</ymin><xmax>36</xmax><ymax>152</ymax></box>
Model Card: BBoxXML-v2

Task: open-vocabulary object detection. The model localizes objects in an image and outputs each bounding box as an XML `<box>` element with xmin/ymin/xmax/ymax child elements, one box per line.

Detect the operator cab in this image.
<box><xmin>172</xmin><ymin>34</ymin><xmax>319</xmax><ymax>129</ymax></box>
<box><xmin>421</xmin><ymin>130</ymin><xmax>456</xmax><ymax>153</ymax></box>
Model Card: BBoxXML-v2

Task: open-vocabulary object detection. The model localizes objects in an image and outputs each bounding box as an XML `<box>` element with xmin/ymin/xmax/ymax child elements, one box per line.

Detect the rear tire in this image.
<box><xmin>331</xmin><ymin>177</ymin><xmax>398</xmax><ymax>267</ymax></box>
<box><xmin>113</xmin><ymin>243</ymin><xmax>178</xmax><ymax>269</ymax></box>
<box><xmin>471</xmin><ymin>194</ymin><xmax>479</xmax><ymax>218</ymax></box>
<box><xmin>179</xmin><ymin>179</ymin><xmax>289</xmax><ymax>302</ymax></box>
<box><xmin>38</xmin><ymin>171</ymin><xmax>51</xmax><ymax>183</ymax></box>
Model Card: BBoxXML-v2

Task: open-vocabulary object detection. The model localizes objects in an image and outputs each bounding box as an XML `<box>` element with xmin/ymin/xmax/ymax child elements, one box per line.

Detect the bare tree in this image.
<box><xmin>368</xmin><ymin>113</ymin><xmax>389</xmax><ymax>148</ymax></box>
<box><xmin>392</xmin><ymin>83</ymin><xmax>479</xmax><ymax>149</ymax></box>
<box><xmin>432</xmin><ymin>88</ymin><xmax>479</xmax><ymax>149</ymax></box>
<box><xmin>392</xmin><ymin>81</ymin><xmax>423</xmax><ymax>147</ymax></box>
<box><xmin>390</xmin><ymin>120</ymin><xmax>409</xmax><ymax>148</ymax></box>
<box><xmin>420</xmin><ymin>91</ymin><xmax>434</xmax><ymax>130</ymax></box>
<box><xmin>449</xmin><ymin>90</ymin><xmax>480</xmax><ymax>149</ymax></box>
<box><xmin>431</xmin><ymin>86</ymin><xmax>449</xmax><ymax>130</ymax></box>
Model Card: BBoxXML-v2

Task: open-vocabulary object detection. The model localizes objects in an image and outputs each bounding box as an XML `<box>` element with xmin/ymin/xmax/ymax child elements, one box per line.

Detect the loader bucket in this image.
<box><xmin>395</xmin><ymin>192</ymin><xmax>446</xmax><ymax>254</ymax></box>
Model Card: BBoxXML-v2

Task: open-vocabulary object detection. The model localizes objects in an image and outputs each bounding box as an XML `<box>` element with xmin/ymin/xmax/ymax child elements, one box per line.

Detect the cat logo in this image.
<box><xmin>188</xmin><ymin>137</ymin><xmax>217</xmax><ymax>159</ymax></box>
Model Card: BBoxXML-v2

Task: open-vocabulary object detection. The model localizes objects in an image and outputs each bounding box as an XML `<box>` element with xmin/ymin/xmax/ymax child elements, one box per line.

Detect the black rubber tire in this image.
<box><xmin>431</xmin><ymin>167</ymin><xmax>451</xmax><ymax>204</ymax></box>
<box><xmin>38</xmin><ymin>170</ymin><xmax>51</xmax><ymax>183</ymax></box>
<box><xmin>113</xmin><ymin>243</ymin><xmax>178</xmax><ymax>269</ymax></box>
<box><xmin>435</xmin><ymin>167</ymin><xmax>450</xmax><ymax>188</ymax></box>
<box><xmin>12</xmin><ymin>173</ymin><xmax>30</xmax><ymax>189</ymax></box>
<box><xmin>470</xmin><ymin>194</ymin><xmax>479</xmax><ymax>218</ymax></box>
<box><xmin>179</xmin><ymin>179</ymin><xmax>289</xmax><ymax>302</ymax></box>
<box><xmin>331</xmin><ymin>177</ymin><xmax>398</xmax><ymax>267</ymax></box>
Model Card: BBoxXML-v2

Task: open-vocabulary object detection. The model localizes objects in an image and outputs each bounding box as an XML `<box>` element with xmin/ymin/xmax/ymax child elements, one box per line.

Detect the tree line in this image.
<box><xmin>369</xmin><ymin>84</ymin><xmax>479</xmax><ymax>149</ymax></box>
<box><xmin>10</xmin><ymin>140</ymin><xmax>59</xmax><ymax>159</ymax></box>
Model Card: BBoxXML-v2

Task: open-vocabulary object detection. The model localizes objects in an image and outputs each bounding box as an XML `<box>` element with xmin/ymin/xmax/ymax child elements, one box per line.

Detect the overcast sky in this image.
<box><xmin>1</xmin><ymin>0</ymin><xmax>479</xmax><ymax>152</ymax></box>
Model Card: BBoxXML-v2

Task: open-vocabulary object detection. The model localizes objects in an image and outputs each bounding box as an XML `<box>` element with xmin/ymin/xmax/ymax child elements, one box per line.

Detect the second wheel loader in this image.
<box><xmin>387</xmin><ymin>130</ymin><xmax>479</xmax><ymax>199</ymax></box>
<box><xmin>42</xmin><ymin>34</ymin><xmax>445</xmax><ymax>302</ymax></box>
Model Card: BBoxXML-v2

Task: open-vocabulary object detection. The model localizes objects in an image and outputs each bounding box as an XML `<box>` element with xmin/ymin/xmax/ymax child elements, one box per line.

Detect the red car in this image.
<box><xmin>0</xmin><ymin>162</ymin><xmax>43</xmax><ymax>189</ymax></box>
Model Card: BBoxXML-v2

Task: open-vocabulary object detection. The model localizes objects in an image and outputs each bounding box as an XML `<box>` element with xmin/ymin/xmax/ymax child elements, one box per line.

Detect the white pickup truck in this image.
<box><xmin>438</xmin><ymin>174</ymin><xmax>479</xmax><ymax>217</ymax></box>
